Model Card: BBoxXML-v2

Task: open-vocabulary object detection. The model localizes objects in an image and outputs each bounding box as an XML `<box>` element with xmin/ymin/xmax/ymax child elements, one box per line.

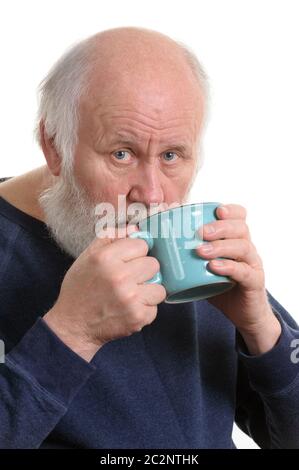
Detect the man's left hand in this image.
<box><xmin>196</xmin><ymin>204</ymin><xmax>282</xmax><ymax>355</ymax></box>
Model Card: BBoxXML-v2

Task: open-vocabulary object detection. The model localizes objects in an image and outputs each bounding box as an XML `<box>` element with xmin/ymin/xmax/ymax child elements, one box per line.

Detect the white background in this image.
<box><xmin>1</xmin><ymin>0</ymin><xmax>298</xmax><ymax>448</ymax></box>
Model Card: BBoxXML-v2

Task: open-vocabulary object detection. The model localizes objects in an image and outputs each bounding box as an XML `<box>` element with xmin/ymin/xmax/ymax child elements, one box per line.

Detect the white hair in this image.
<box><xmin>33</xmin><ymin>28</ymin><xmax>210</xmax><ymax>175</ymax></box>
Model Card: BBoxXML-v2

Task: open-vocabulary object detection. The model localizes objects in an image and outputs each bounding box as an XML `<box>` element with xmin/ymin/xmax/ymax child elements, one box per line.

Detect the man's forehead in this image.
<box><xmin>109</xmin><ymin>129</ymin><xmax>190</xmax><ymax>143</ymax></box>
<box><xmin>89</xmin><ymin>107</ymin><xmax>203</xmax><ymax>148</ymax></box>
<box><xmin>84</xmin><ymin>70</ymin><xmax>204</xmax><ymax>120</ymax></box>
<box><xmin>82</xmin><ymin>78</ymin><xmax>203</xmax><ymax>139</ymax></box>
<box><xmin>91</xmin><ymin>101</ymin><xmax>202</xmax><ymax>128</ymax></box>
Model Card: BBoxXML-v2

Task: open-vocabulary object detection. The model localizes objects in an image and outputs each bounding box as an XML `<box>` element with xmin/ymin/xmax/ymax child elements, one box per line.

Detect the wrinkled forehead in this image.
<box><xmin>79</xmin><ymin>68</ymin><xmax>205</xmax><ymax>137</ymax></box>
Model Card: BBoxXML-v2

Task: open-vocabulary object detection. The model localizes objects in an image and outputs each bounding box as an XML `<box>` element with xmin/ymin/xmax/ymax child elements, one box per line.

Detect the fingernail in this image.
<box><xmin>204</xmin><ymin>224</ymin><xmax>216</xmax><ymax>234</ymax></box>
<box><xmin>211</xmin><ymin>259</ymin><xmax>224</xmax><ymax>266</ymax></box>
<box><xmin>199</xmin><ymin>243</ymin><xmax>214</xmax><ymax>253</ymax></box>
<box><xmin>219</xmin><ymin>205</ymin><xmax>229</xmax><ymax>215</ymax></box>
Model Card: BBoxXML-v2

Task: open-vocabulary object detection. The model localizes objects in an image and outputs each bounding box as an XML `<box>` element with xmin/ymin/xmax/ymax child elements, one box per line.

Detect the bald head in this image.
<box><xmin>85</xmin><ymin>27</ymin><xmax>204</xmax><ymax>105</ymax></box>
<box><xmin>35</xmin><ymin>27</ymin><xmax>207</xmax><ymax>174</ymax></box>
<box><xmin>89</xmin><ymin>26</ymin><xmax>184</xmax><ymax>57</ymax></box>
<box><xmin>88</xmin><ymin>27</ymin><xmax>198</xmax><ymax>75</ymax></box>
<box><xmin>37</xmin><ymin>27</ymin><xmax>208</xmax><ymax>258</ymax></box>
<box><xmin>78</xmin><ymin>27</ymin><xmax>205</xmax><ymax>158</ymax></box>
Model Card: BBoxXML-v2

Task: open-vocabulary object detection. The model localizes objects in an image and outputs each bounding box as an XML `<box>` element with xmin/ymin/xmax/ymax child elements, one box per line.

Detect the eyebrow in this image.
<box><xmin>110</xmin><ymin>134</ymin><xmax>139</xmax><ymax>146</ymax></box>
<box><xmin>110</xmin><ymin>131</ymin><xmax>148</xmax><ymax>145</ymax></box>
<box><xmin>109</xmin><ymin>133</ymin><xmax>189</xmax><ymax>153</ymax></box>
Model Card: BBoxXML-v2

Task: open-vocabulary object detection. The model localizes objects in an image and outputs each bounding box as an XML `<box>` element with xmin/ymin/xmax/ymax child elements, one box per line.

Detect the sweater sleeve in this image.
<box><xmin>0</xmin><ymin>317</ymin><xmax>96</xmax><ymax>449</ymax></box>
<box><xmin>235</xmin><ymin>291</ymin><xmax>299</xmax><ymax>449</ymax></box>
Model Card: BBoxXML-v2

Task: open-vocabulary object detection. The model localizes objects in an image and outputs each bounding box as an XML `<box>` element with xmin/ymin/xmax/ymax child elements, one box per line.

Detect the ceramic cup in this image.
<box><xmin>129</xmin><ymin>202</ymin><xmax>235</xmax><ymax>303</ymax></box>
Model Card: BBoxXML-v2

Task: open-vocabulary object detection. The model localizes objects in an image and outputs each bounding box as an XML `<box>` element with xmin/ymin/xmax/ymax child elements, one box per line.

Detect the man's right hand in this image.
<box><xmin>43</xmin><ymin>227</ymin><xmax>166</xmax><ymax>362</ymax></box>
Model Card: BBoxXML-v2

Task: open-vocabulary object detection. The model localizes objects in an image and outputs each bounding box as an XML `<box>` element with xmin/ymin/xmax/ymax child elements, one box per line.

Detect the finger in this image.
<box><xmin>198</xmin><ymin>219</ymin><xmax>250</xmax><ymax>241</ymax></box>
<box><xmin>207</xmin><ymin>258</ymin><xmax>264</xmax><ymax>290</ymax></box>
<box><xmin>129</xmin><ymin>305</ymin><xmax>159</xmax><ymax>332</ymax></box>
<box><xmin>196</xmin><ymin>238</ymin><xmax>261</xmax><ymax>267</ymax></box>
<box><xmin>95</xmin><ymin>223</ymin><xmax>139</xmax><ymax>240</ymax></box>
<box><xmin>91</xmin><ymin>235</ymin><xmax>149</xmax><ymax>262</ymax></box>
<box><xmin>216</xmin><ymin>204</ymin><xmax>247</xmax><ymax>220</ymax></box>
<box><xmin>139</xmin><ymin>283</ymin><xmax>167</xmax><ymax>306</ymax></box>
<box><xmin>126</xmin><ymin>256</ymin><xmax>161</xmax><ymax>283</ymax></box>
<box><xmin>91</xmin><ymin>224</ymin><xmax>138</xmax><ymax>249</ymax></box>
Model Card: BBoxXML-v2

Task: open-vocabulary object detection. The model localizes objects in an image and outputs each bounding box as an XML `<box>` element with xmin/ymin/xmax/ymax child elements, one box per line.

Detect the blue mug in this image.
<box><xmin>129</xmin><ymin>202</ymin><xmax>235</xmax><ymax>303</ymax></box>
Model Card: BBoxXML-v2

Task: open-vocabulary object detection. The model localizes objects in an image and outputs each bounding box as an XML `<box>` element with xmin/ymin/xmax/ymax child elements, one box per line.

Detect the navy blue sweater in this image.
<box><xmin>0</xmin><ymin>194</ymin><xmax>299</xmax><ymax>449</ymax></box>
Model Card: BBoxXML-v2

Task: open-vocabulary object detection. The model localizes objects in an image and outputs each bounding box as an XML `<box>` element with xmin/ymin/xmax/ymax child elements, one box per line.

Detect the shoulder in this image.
<box><xmin>0</xmin><ymin>211</ymin><xmax>22</xmax><ymax>274</ymax></box>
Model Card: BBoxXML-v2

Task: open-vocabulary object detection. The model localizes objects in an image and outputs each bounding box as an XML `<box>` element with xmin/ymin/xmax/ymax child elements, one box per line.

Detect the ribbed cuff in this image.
<box><xmin>236</xmin><ymin>310</ymin><xmax>299</xmax><ymax>394</ymax></box>
<box><xmin>6</xmin><ymin>317</ymin><xmax>96</xmax><ymax>407</ymax></box>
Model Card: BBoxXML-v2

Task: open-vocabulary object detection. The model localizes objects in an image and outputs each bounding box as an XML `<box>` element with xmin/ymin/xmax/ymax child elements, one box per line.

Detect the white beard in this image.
<box><xmin>38</xmin><ymin>169</ymin><xmax>150</xmax><ymax>259</ymax></box>
<box><xmin>38</xmin><ymin>170</ymin><xmax>99</xmax><ymax>259</ymax></box>
<box><xmin>38</xmin><ymin>167</ymin><xmax>192</xmax><ymax>260</ymax></box>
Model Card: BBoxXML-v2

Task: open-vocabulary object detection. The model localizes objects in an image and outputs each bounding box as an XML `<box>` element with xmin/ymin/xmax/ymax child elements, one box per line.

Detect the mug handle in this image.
<box><xmin>129</xmin><ymin>231</ymin><xmax>163</xmax><ymax>285</ymax></box>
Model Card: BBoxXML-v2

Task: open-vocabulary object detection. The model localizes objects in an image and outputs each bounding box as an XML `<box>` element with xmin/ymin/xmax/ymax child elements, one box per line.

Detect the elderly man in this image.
<box><xmin>0</xmin><ymin>27</ymin><xmax>298</xmax><ymax>449</ymax></box>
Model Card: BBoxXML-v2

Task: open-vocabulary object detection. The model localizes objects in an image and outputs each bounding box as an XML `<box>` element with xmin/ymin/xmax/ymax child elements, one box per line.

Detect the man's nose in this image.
<box><xmin>128</xmin><ymin>164</ymin><xmax>164</xmax><ymax>206</ymax></box>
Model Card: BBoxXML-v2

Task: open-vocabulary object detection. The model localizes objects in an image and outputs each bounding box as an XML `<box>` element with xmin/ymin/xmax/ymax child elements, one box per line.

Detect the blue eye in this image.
<box><xmin>113</xmin><ymin>150</ymin><xmax>130</xmax><ymax>161</ymax></box>
<box><xmin>163</xmin><ymin>152</ymin><xmax>178</xmax><ymax>162</ymax></box>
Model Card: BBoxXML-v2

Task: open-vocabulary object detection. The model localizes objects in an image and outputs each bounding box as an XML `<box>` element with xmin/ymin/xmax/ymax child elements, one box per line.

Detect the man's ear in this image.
<box><xmin>39</xmin><ymin>120</ymin><xmax>61</xmax><ymax>176</ymax></box>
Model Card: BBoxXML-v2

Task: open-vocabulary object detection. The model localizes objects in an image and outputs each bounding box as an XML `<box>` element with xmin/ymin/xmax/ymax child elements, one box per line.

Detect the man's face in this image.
<box><xmin>73</xmin><ymin>64</ymin><xmax>204</xmax><ymax>223</ymax></box>
<box><xmin>40</xmin><ymin>50</ymin><xmax>205</xmax><ymax>259</ymax></box>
